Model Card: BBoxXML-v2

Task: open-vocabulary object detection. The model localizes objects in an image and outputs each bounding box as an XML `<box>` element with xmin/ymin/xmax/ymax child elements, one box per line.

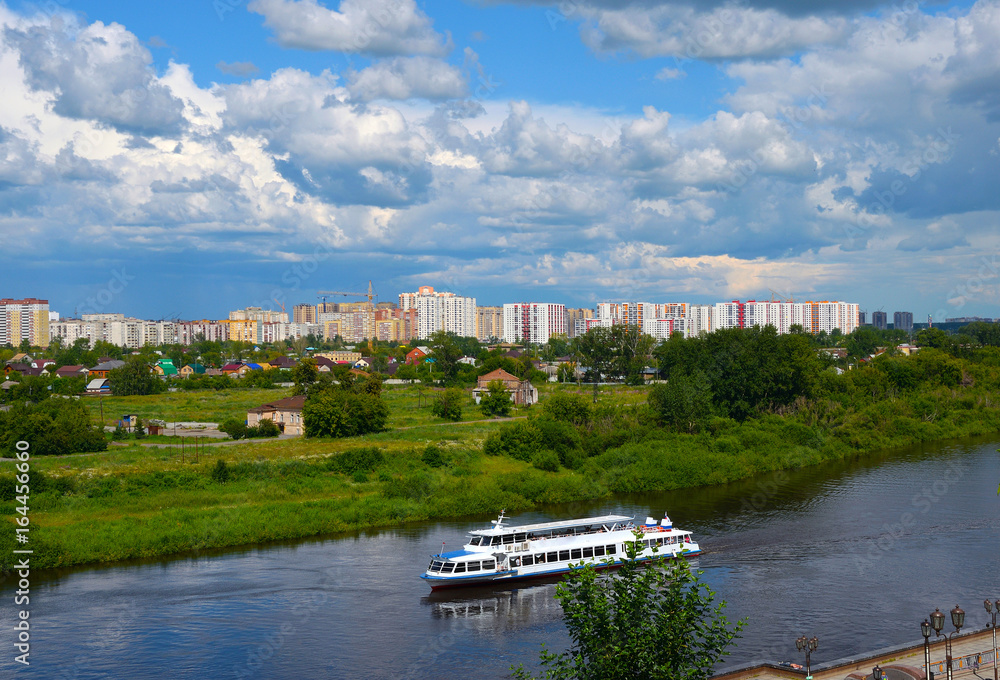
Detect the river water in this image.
<box><xmin>2</xmin><ymin>435</ymin><xmax>998</xmax><ymax>679</ymax></box>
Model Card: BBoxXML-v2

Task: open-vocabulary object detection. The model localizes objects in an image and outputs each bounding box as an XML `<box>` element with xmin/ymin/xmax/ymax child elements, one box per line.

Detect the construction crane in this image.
<box><xmin>768</xmin><ymin>288</ymin><xmax>795</xmax><ymax>303</ymax></box>
<box><xmin>317</xmin><ymin>281</ymin><xmax>377</xmax><ymax>353</ymax></box>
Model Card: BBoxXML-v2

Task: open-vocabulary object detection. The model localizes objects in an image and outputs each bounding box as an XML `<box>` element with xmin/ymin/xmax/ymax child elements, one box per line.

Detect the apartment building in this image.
<box><xmin>399</xmin><ymin>285</ymin><xmax>476</xmax><ymax>339</ymax></box>
<box><xmin>565</xmin><ymin>308</ymin><xmax>593</xmax><ymax>338</ymax></box>
<box><xmin>292</xmin><ymin>304</ymin><xmax>316</xmax><ymax>324</ymax></box>
<box><xmin>0</xmin><ymin>298</ymin><xmax>50</xmax><ymax>348</ymax></box>
<box><xmin>502</xmin><ymin>303</ymin><xmax>567</xmax><ymax>345</ymax></box>
<box><xmin>476</xmin><ymin>306</ymin><xmax>503</xmax><ymax>341</ymax></box>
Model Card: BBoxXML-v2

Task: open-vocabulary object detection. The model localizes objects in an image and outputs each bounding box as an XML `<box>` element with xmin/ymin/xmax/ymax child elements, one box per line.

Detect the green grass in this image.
<box><xmin>82</xmin><ymin>388</ymin><xmax>293</xmax><ymax>427</ymax></box>
<box><xmin>7</xmin><ymin>380</ymin><xmax>1000</xmax><ymax>572</ymax></box>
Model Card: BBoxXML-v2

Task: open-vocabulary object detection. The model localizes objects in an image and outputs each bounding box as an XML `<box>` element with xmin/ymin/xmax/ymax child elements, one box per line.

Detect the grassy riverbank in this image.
<box><xmin>3</xmin><ymin>369</ymin><xmax>1000</xmax><ymax>572</ymax></box>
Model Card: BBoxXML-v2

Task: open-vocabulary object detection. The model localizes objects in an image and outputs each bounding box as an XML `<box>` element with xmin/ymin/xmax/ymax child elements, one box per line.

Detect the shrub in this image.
<box><xmin>422</xmin><ymin>444</ymin><xmax>445</xmax><ymax>468</ymax></box>
<box><xmin>112</xmin><ymin>422</ymin><xmax>128</xmax><ymax>440</ymax></box>
<box><xmin>303</xmin><ymin>387</ymin><xmax>389</xmax><ymax>438</ymax></box>
<box><xmin>0</xmin><ymin>400</ymin><xmax>107</xmax><ymax>456</ymax></box>
<box><xmin>543</xmin><ymin>392</ymin><xmax>591</xmax><ymax>426</ymax></box>
<box><xmin>431</xmin><ymin>388</ymin><xmax>464</xmax><ymax>421</ymax></box>
<box><xmin>327</xmin><ymin>447</ymin><xmax>385</xmax><ymax>474</ymax></box>
<box><xmin>211</xmin><ymin>459</ymin><xmax>231</xmax><ymax>484</ymax></box>
<box><xmin>218</xmin><ymin>418</ymin><xmax>247</xmax><ymax>440</ymax></box>
<box><xmin>483</xmin><ymin>421</ymin><xmax>543</xmax><ymax>461</ymax></box>
<box><xmin>480</xmin><ymin>380</ymin><xmax>513</xmax><ymax>417</ymax></box>
<box><xmin>531</xmin><ymin>450</ymin><xmax>560</xmax><ymax>472</ymax></box>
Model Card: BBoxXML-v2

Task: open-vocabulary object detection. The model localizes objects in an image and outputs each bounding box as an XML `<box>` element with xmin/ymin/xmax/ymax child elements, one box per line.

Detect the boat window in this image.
<box><xmin>582</xmin><ymin>547</ymin><xmax>593</xmax><ymax>558</ymax></box>
<box><xmin>467</xmin><ymin>561</ymin><xmax>481</xmax><ymax>572</ymax></box>
<box><xmin>443</xmin><ymin>563</ymin><xmax>455</xmax><ymax>573</ymax></box>
<box><xmin>535</xmin><ymin>553</ymin><xmax>545</xmax><ymax>563</ymax></box>
<box><xmin>514</xmin><ymin>533</ymin><xmax>527</xmax><ymax>542</ymax></box>
<box><xmin>430</xmin><ymin>560</ymin><xmax>444</xmax><ymax>571</ymax></box>
<box><xmin>547</xmin><ymin>551</ymin><xmax>558</xmax><ymax>563</ymax></box>
<box><xmin>454</xmin><ymin>563</ymin><xmax>466</xmax><ymax>573</ymax></box>
<box><xmin>469</xmin><ymin>536</ymin><xmax>482</xmax><ymax>546</ymax></box>
<box><xmin>594</xmin><ymin>546</ymin><xmax>605</xmax><ymax>556</ymax></box>
<box><xmin>483</xmin><ymin>560</ymin><xmax>495</xmax><ymax>570</ymax></box>
<box><xmin>502</xmin><ymin>534</ymin><xmax>514</xmax><ymax>545</ymax></box>
<box><xmin>558</xmin><ymin>550</ymin><xmax>570</xmax><ymax>561</ymax></box>
<box><xmin>571</xmin><ymin>549</ymin><xmax>582</xmax><ymax>560</ymax></box>
<box><xmin>607</xmin><ymin>545</ymin><xmax>617</xmax><ymax>554</ymax></box>
<box><xmin>522</xmin><ymin>555</ymin><xmax>534</xmax><ymax>566</ymax></box>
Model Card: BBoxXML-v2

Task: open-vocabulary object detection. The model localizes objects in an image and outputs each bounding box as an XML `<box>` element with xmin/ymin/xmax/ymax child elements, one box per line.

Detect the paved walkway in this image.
<box><xmin>714</xmin><ymin>626</ymin><xmax>999</xmax><ymax>680</ymax></box>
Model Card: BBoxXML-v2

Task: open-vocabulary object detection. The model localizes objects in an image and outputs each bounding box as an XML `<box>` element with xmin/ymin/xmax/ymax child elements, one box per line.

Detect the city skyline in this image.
<box><xmin>2</xmin><ymin>0</ymin><xmax>999</xmax><ymax>320</ymax></box>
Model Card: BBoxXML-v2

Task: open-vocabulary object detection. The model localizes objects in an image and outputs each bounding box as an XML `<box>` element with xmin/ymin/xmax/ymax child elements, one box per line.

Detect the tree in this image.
<box><xmin>291</xmin><ymin>358</ymin><xmax>319</xmax><ymax>395</ymax></box>
<box><xmin>108</xmin><ymin>357</ymin><xmax>161</xmax><ymax>396</ymax></box>
<box><xmin>479</xmin><ymin>379</ymin><xmax>512</xmax><ymax>417</ymax></box>
<box><xmin>428</xmin><ymin>330</ymin><xmax>463</xmax><ymax>384</ymax></box>
<box><xmin>573</xmin><ymin>327</ymin><xmax>616</xmax><ymax>402</ymax></box>
<box><xmin>915</xmin><ymin>327</ymin><xmax>950</xmax><ymax>349</ymax></box>
<box><xmin>846</xmin><ymin>326</ymin><xmax>881</xmax><ymax>359</ymax></box>
<box><xmin>302</xmin><ymin>381</ymin><xmax>389</xmax><ymax>438</ymax></box>
<box><xmin>513</xmin><ymin>537</ymin><xmax>743</xmax><ymax>680</ymax></box>
<box><xmin>648</xmin><ymin>371</ymin><xmax>713</xmax><ymax>433</ymax></box>
<box><xmin>431</xmin><ymin>388</ymin><xmax>464</xmax><ymax>421</ymax></box>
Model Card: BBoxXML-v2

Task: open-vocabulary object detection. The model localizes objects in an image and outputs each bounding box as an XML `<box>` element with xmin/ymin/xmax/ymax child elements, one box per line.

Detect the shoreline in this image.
<box><xmin>4</xmin><ymin>421</ymin><xmax>1000</xmax><ymax>574</ymax></box>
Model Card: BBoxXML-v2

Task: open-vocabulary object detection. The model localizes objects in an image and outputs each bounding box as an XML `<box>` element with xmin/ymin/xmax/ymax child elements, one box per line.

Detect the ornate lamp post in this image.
<box><xmin>873</xmin><ymin>664</ymin><xmax>885</xmax><ymax>680</ymax></box>
<box><xmin>921</xmin><ymin>619</ymin><xmax>933</xmax><ymax>680</ymax></box>
<box><xmin>986</xmin><ymin>599</ymin><xmax>1000</xmax><ymax>680</ymax></box>
<box><xmin>796</xmin><ymin>636</ymin><xmax>819</xmax><ymax>680</ymax></box>
<box><xmin>929</xmin><ymin>606</ymin><xmax>965</xmax><ymax>680</ymax></box>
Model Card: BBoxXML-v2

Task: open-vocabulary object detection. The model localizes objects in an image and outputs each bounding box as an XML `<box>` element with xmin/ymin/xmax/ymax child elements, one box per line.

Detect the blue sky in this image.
<box><xmin>1</xmin><ymin>0</ymin><xmax>998</xmax><ymax>321</ymax></box>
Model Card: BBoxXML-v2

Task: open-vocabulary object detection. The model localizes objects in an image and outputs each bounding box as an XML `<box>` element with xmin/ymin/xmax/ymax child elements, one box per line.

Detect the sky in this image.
<box><xmin>1</xmin><ymin>0</ymin><xmax>999</xmax><ymax>322</ymax></box>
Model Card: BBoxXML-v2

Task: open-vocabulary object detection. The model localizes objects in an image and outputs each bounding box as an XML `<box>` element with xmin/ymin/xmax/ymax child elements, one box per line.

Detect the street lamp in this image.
<box><xmin>796</xmin><ymin>636</ymin><xmax>819</xmax><ymax>680</ymax></box>
<box><xmin>929</xmin><ymin>606</ymin><xmax>965</xmax><ymax>680</ymax></box>
<box><xmin>873</xmin><ymin>664</ymin><xmax>884</xmax><ymax>680</ymax></box>
<box><xmin>921</xmin><ymin>619</ymin><xmax>933</xmax><ymax>680</ymax></box>
<box><xmin>986</xmin><ymin>599</ymin><xmax>1000</xmax><ymax>680</ymax></box>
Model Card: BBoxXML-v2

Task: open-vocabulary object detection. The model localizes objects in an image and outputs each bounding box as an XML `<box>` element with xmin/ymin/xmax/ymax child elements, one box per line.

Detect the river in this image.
<box><xmin>2</xmin><ymin>435</ymin><xmax>998</xmax><ymax>679</ymax></box>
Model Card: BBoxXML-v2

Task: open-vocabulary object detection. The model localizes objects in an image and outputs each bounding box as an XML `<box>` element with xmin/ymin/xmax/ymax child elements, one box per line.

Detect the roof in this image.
<box><xmin>55</xmin><ymin>365</ymin><xmax>88</xmax><ymax>376</ymax></box>
<box><xmin>221</xmin><ymin>363</ymin><xmax>244</xmax><ymax>371</ymax></box>
<box><xmin>1</xmin><ymin>380</ymin><xmax>18</xmax><ymax>390</ymax></box>
<box><xmin>470</xmin><ymin>514</ymin><xmax>634</xmax><ymax>536</ymax></box>
<box><xmin>479</xmin><ymin>368</ymin><xmax>521</xmax><ymax>383</ymax></box>
<box><xmin>86</xmin><ymin>378</ymin><xmax>110</xmax><ymax>389</ymax></box>
<box><xmin>91</xmin><ymin>360</ymin><xmax>126</xmax><ymax>371</ymax></box>
<box><xmin>248</xmin><ymin>394</ymin><xmax>307</xmax><ymax>413</ymax></box>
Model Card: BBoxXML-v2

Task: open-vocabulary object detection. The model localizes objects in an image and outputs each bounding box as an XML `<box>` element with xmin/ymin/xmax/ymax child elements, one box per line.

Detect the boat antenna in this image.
<box><xmin>491</xmin><ymin>509</ymin><xmax>507</xmax><ymax>529</ymax></box>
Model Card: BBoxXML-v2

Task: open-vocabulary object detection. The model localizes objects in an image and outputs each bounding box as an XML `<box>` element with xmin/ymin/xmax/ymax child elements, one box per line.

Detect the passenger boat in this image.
<box><xmin>420</xmin><ymin>511</ymin><xmax>701</xmax><ymax>590</ymax></box>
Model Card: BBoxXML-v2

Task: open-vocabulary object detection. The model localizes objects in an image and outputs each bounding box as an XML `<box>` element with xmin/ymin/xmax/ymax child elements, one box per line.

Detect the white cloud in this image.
<box><xmin>6</xmin><ymin>19</ymin><xmax>186</xmax><ymax>135</ymax></box>
<box><xmin>248</xmin><ymin>0</ymin><xmax>451</xmax><ymax>56</ymax></box>
<box><xmin>347</xmin><ymin>56</ymin><xmax>467</xmax><ymax>101</ymax></box>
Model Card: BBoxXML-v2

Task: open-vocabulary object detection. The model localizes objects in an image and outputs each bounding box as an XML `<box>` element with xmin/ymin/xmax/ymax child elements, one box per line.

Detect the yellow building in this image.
<box><xmin>219</xmin><ymin>319</ymin><xmax>259</xmax><ymax>343</ymax></box>
<box><xmin>476</xmin><ymin>306</ymin><xmax>503</xmax><ymax>341</ymax></box>
<box><xmin>0</xmin><ymin>298</ymin><xmax>50</xmax><ymax>348</ymax></box>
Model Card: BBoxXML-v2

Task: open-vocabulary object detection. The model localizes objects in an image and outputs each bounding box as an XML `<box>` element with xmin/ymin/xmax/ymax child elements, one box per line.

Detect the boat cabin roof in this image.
<box><xmin>470</xmin><ymin>514</ymin><xmax>633</xmax><ymax>536</ymax></box>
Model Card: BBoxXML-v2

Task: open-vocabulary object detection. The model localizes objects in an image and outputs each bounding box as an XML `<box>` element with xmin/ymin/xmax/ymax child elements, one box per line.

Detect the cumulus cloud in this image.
<box><xmin>577</xmin><ymin>5</ymin><xmax>849</xmax><ymax>59</ymax></box>
<box><xmin>347</xmin><ymin>56</ymin><xmax>466</xmax><ymax>101</ymax></box>
<box><xmin>6</xmin><ymin>20</ymin><xmax>186</xmax><ymax>136</ymax></box>
<box><xmin>248</xmin><ymin>0</ymin><xmax>451</xmax><ymax>56</ymax></box>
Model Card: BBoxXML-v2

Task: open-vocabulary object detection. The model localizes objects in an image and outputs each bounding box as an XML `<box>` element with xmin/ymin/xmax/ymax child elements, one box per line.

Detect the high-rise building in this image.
<box><xmin>565</xmin><ymin>308</ymin><xmax>594</xmax><ymax>338</ymax></box>
<box><xmin>859</xmin><ymin>311</ymin><xmax>867</xmax><ymax>325</ymax></box>
<box><xmin>893</xmin><ymin>311</ymin><xmax>913</xmax><ymax>333</ymax></box>
<box><xmin>685</xmin><ymin>305</ymin><xmax>713</xmax><ymax>337</ymax></box>
<box><xmin>502</xmin><ymin>303</ymin><xmax>567</xmax><ymax>345</ymax></box>
<box><xmin>872</xmin><ymin>311</ymin><xmax>887</xmax><ymax>330</ymax></box>
<box><xmin>229</xmin><ymin>306</ymin><xmax>288</xmax><ymax>324</ymax></box>
<box><xmin>399</xmin><ymin>285</ymin><xmax>476</xmax><ymax>339</ymax></box>
<box><xmin>476</xmin><ymin>306</ymin><xmax>503</xmax><ymax>341</ymax></box>
<box><xmin>0</xmin><ymin>298</ymin><xmax>50</xmax><ymax>348</ymax></box>
<box><xmin>292</xmin><ymin>304</ymin><xmax>316</xmax><ymax>324</ymax></box>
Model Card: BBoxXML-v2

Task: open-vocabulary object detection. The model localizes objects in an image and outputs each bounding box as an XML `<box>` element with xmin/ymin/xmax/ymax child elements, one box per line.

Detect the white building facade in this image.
<box><xmin>399</xmin><ymin>285</ymin><xmax>477</xmax><ymax>339</ymax></box>
<box><xmin>502</xmin><ymin>303</ymin><xmax>567</xmax><ymax>345</ymax></box>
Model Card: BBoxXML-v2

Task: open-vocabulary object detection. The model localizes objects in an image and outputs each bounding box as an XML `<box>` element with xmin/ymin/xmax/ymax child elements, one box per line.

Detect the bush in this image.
<box><xmin>0</xmin><ymin>400</ymin><xmax>107</xmax><ymax>456</ymax></box>
<box><xmin>112</xmin><ymin>422</ymin><xmax>128</xmax><ymax>440</ymax></box>
<box><xmin>211</xmin><ymin>459</ymin><xmax>231</xmax><ymax>484</ymax></box>
<box><xmin>531</xmin><ymin>450</ymin><xmax>560</xmax><ymax>472</ymax></box>
<box><xmin>303</xmin><ymin>386</ymin><xmax>389</xmax><ymax>438</ymax></box>
<box><xmin>432</xmin><ymin>388</ymin><xmax>464</xmax><ymax>421</ymax></box>
<box><xmin>543</xmin><ymin>392</ymin><xmax>591</xmax><ymax>426</ymax></box>
<box><xmin>480</xmin><ymin>380</ymin><xmax>513</xmax><ymax>417</ymax></box>
<box><xmin>218</xmin><ymin>418</ymin><xmax>247</xmax><ymax>441</ymax></box>
<box><xmin>483</xmin><ymin>421</ymin><xmax>543</xmax><ymax>461</ymax></box>
<box><xmin>422</xmin><ymin>444</ymin><xmax>445</xmax><ymax>468</ymax></box>
<box><xmin>327</xmin><ymin>447</ymin><xmax>385</xmax><ymax>474</ymax></box>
